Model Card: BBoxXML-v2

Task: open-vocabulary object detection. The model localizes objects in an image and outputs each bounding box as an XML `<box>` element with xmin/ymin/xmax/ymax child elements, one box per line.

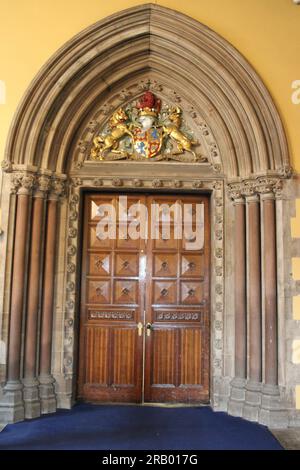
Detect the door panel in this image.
<box><xmin>144</xmin><ymin>195</ymin><xmax>210</xmax><ymax>403</ymax></box>
<box><xmin>78</xmin><ymin>194</ymin><xmax>145</xmax><ymax>402</ymax></box>
<box><xmin>78</xmin><ymin>193</ymin><xmax>210</xmax><ymax>404</ymax></box>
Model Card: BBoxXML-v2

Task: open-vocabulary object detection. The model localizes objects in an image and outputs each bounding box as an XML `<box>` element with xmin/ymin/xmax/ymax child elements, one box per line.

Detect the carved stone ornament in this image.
<box><xmin>67</xmin><ymin>263</ymin><xmax>75</xmax><ymax>273</ymax></box>
<box><xmin>88</xmin><ymin>91</ymin><xmax>206</xmax><ymax>163</ymax></box>
<box><xmin>51</xmin><ymin>178</ymin><xmax>65</xmax><ymax>197</ymax></box>
<box><xmin>67</xmin><ymin>245</ymin><xmax>76</xmax><ymax>256</ymax></box>
<box><xmin>152</xmin><ymin>179</ymin><xmax>162</xmax><ymax>188</ymax></box>
<box><xmin>66</xmin><ymin>281</ymin><xmax>75</xmax><ymax>291</ymax></box>
<box><xmin>228</xmin><ymin>177</ymin><xmax>283</xmax><ymax>200</ymax></box>
<box><xmin>1</xmin><ymin>160</ymin><xmax>12</xmax><ymax>172</ymax></box>
<box><xmin>132</xmin><ymin>178</ymin><xmax>143</xmax><ymax>187</ymax></box>
<box><xmin>37</xmin><ymin>175</ymin><xmax>51</xmax><ymax>193</ymax></box>
<box><xmin>279</xmin><ymin>164</ymin><xmax>293</xmax><ymax>178</ymax></box>
<box><xmin>68</xmin><ymin>228</ymin><xmax>77</xmax><ymax>238</ymax></box>
<box><xmin>112</xmin><ymin>178</ymin><xmax>123</xmax><ymax>187</ymax></box>
<box><xmin>71</xmin><ymin>178</ymin><xmax>82</xmax><ymax>188</ymax></box>
<box><xmin>11</xmin><ymin>173</ymin><xmax>35</xmax><ymax>194</ymax></box>
<box><xmin>192</xmin><ymin>180</ymin><xmax>202</xmax><ymax>189</ymax></box>
<box><xmin>93</xmin><ymin>178</ymin><xmax>103</xmax><ymax>187</ymax></box>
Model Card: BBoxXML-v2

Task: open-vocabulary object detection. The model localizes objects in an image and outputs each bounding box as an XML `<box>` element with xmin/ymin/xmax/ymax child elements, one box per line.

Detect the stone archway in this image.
<box><xmin>0</xmin><ymin>4</ymin><xmax>291</xmax><ymax>427</ymax></box>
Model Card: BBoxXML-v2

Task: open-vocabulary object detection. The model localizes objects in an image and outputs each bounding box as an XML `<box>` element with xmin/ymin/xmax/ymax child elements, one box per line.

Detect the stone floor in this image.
<box><xmin>271</xmin><ymin>428</ymin><xmax>300</xmax><ymax>450</ymax></box>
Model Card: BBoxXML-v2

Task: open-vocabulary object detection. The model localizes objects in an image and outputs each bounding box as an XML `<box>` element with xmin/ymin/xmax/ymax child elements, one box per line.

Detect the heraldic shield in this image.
<box><xmin>133</xmin><ymin>126</ymin><xmax>163</xmax><ymax>159</ymax></box>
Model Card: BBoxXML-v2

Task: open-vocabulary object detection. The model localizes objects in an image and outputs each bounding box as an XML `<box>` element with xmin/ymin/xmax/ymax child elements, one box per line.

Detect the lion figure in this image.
<box><xmin>91</xmin><ymin>108</ymin><xmax>132</xmax><ymax>160</ymax></box>
<box><xmin>163</xmin><ymin>106</ymin><xmax>197</xmax><ymax>158</ymax></box>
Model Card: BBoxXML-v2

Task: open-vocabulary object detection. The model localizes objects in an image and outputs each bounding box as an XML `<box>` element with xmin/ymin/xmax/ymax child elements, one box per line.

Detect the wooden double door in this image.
<box><xmin>78</xmin><ymin>193</ymin><xmax>210</xmax><ymax>404</ymax></box>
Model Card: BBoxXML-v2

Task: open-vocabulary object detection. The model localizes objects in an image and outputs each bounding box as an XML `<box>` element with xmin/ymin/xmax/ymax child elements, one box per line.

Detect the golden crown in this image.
<box><xmin>138</xmin><ymin>107</ymin><xmax>158</xmax><ymax>117</ymax></box>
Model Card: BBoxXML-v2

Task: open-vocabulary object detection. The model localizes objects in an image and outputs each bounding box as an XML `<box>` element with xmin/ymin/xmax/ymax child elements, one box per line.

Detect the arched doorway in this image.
<box><xmin>0</xmin><ymin>4</ymin><xmax>291</xmax><ymax>427</ymax></box>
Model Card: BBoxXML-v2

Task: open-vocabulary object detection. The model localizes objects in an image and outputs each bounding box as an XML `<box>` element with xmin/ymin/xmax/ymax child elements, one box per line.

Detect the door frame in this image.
<box><xmin>66</xmin><ymin>176</ymin><xmax>225</xmax><ymax>408</ymax></box>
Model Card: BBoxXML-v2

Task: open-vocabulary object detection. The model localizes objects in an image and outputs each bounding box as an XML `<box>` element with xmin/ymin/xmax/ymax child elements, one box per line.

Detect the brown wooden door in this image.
<box><xmin>144</xmin><ymin>195</ymin><xmax>210</xmax><ymax>403</ymax></box>
<box><xmin>78</xmin><ymin>193</ymin><xmax>210</xmax><ymax>404</ymax></box>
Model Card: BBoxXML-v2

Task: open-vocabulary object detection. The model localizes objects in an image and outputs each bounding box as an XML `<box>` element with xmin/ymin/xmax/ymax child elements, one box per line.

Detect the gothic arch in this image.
<box><xmin>0</xmin><ymin>4</ymin><xmax>292</xmax><ymax>428</ymax></box>
<box><xmin>3</xmin><ymin>4</ymin><xmax>289</xmax><ymax>177</ymax></box>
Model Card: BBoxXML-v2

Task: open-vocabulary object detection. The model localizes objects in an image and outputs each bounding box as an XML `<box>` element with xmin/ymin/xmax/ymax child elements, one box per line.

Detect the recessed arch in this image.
<box><xmin>4</xmin><ymin>3</ymin><xmax>289</xmax><ymax>178</ymax></box>
<box><xmin>0</xmin><ymin>3</ymin><xmax>293</xmax><ymax>429</ymax></box>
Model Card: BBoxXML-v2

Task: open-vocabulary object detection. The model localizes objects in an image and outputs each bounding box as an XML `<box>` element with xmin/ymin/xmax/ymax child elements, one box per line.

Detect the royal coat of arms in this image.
<box><xmin>90</xmin><ymin>91</ymin><xmax>205</xmax><ymax>162</ymax></box>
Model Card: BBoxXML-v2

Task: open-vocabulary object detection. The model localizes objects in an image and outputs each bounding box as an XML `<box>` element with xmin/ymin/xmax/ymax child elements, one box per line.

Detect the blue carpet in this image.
<box><xmin>0</xmin><ymin>404</ymin><xmax>282</xmax><ymax>450</ymax></box>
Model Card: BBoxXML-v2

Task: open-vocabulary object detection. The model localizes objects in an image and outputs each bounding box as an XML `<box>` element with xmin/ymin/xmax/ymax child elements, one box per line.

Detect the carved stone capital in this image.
<box><xmin>227</xmin><ymin>183</ymin><xmax>244</xmax><ymax>201</ymax></box>
<box><xmin>11</xmin><ymin>172</ymin><xmax>36</xmax><ymax>195</ymax></box>
<box><xmin>34</xmin><ymin>175</ymin><xmax>51</xmax><ymax>197</ymax></box>
<box><xmin>49</xmin><ymin>178</ymin><xmax>66</xmax><ymax>200</ymax></box>
<box><xmin>228</xmin><ymin>177</ymin><xmax>283</xmax><ymax>201</ymax></box>
<box><xmin>255</xmin><ymin>177</ymin><xmax>282</xmax><ymax>197</ymax></box>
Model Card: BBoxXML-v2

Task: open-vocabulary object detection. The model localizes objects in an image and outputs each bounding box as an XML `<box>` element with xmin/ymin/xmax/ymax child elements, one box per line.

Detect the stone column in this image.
<box><xmin>23</xmin><ymin>176</ymin><xmax>50</xmax><ymax>419</ymax></box>
<box><xmin>243</xmin><ymin>192</ymin><xmax>262</xmax><ymax>422</ymax></box>
<box><xmin>39</xmin><ymin>179</ymin><xmax>63</xmax><ymax>414</ymax></box>
<box><xmin>263</xmin><ymin>192</ymin><xmax>278</xmax><ymax>385</ymax></box>
<box><xmin>0</xmin><ymin>173</ymin><xmax>34</xmax><ymax>424</ymax></box>
<box><xmin>259</xmin><ymin>184</ymin><xmax>288</xmax><ymax>427</ymax></box>
<box><xmin>228</xmin><ymin>192</ymin><xmax>247</xmax><ymax>416</ymax></box>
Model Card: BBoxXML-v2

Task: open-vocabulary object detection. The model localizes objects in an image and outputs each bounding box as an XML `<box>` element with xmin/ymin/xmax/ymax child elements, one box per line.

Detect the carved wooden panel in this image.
<box><xmin>112</xmin><ymin>328</ymin><xmax>136</xmax><ymax>386</ymax></box>
<box><xmin>114</xmin><ymin>280</ymin><xmax>138</xmax><ymax>304</ymax></box>
<box><xmin>151</xmin><ymin>329</ymin><xmax>176</xmax><ymax>386</ymax></box>
<box><xmin>180</xmin><ymin>328</ymin><xmax>202</xmax><ymax>385</ymax></box>
<box><xmin>116</xmin><ymin>233</ymin><xmax>141</xmax><ymax>250</ymax></box>
<box><xmin>85</xmin><ymin>326</ymin><xmax>109</xmax><ymax>385</ymax></box>
<box><xmin>153</xmin><ymin>253</ymin><xmax>177</xmax><ymax>277</ymax></box>
<box><xmin>115</xmin><ymin>253</ymin><xmax>139</xmax><ymax>277</ymax></box>
<box><xmin>89</xmin><ymin>253</ymin><xmax>111</xmax><ymax>276</ymax></box>
<box><xmin>153</xmin><ymin>226</ymin><xmax>178</xmax><ymax>250</ymax></box>
<box><xmin>153</xmin><ymin>281</ymin><xmax>177</xmax><ymax>304</ymax></box>
<box><xmin>181</xmin><ymin>254</ymin><xmax>203</xmax><ymax>277</ymax></box>
<box><xmin>89</xmin><ymin>226</ymin><xmax>112</xmax><ymax>249</ymax></box>
<box><xmin>180</xmin><ymin>281</ymin><xmax>204</xmax><ymax>304</ymax></box>
<box><xmin>87</xmin><ymin>280</ymin><xmax>111</xmax><ymax>304</ymax></box>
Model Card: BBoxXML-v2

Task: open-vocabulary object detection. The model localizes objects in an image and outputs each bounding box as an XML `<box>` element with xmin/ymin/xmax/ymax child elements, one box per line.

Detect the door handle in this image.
<box><xmin>146</xmin><ymin>322</ymin><xmax>152</xmax><ymax>337</ymax></box>
<box><xmin>137</xmin><ymin>322</ymin><xmax>143</xmax><ymax>336</ymax></box>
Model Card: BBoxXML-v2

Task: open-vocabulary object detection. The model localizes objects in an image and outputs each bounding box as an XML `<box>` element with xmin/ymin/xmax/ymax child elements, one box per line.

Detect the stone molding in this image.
<box><xmin>2</xmin><ymin>4</ymin><xmax>289</xmax><ymax>178</ymax></box>
<box><xmin>62</xmin><ymin>176</ymin><xmax>225</xmax><ymax>408</ymax></box>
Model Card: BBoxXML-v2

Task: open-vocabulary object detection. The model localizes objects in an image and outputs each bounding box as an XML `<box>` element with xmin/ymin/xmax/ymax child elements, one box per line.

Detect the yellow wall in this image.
<box><xmin>0</xmin><ymin>0</ymin><xmax>300</xmax><ymax>169</ymax></box>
